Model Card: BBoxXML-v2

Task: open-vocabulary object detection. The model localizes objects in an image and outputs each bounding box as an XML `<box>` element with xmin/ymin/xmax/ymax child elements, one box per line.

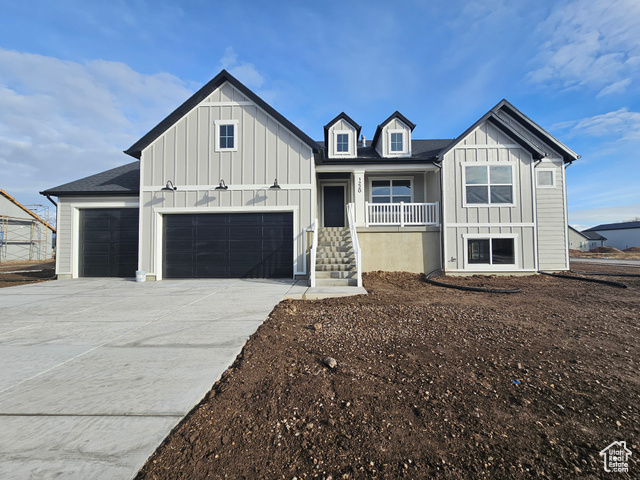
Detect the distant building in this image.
<box><xmin>568</xmin><ymin>226</ymin><xmax>590</xmax><ymax>251</ymax></box>
<box><xmin>582</xmin><ymin>230</ymin><xmax>607</xmax><ymax>250</ymax></box>
<box><xmin>0</xmin><ymin>190</ymin><xmax>56</xmax><ymax>262</ymax></box>
<box><xmin>584</xmin><ymin>221</ymin><xmax>640</xmax><ymax>250</ymax></box>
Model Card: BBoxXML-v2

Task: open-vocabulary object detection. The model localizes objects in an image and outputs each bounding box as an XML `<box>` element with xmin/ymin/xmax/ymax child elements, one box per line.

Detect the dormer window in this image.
<box><xmin>336</xmin><ymin>133</ymin><xmax>349</xmax><ymax>153</ymax></box>
<box><xmin>390</xmin><ymin>132</ymin><xmax>403</xmax><ymax>152</ymax></box>
<box><xmin>387</xmin><ymin>129</ymin><xmax>408</xmax><ymax>155</ymax></box>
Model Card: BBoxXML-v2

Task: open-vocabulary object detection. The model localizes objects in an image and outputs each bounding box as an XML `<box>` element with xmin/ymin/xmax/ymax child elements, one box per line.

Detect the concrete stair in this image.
<box><xmin>313</xmin><ymin>227</ymin><xmax>358</xmax><ymax>286</ymax></box>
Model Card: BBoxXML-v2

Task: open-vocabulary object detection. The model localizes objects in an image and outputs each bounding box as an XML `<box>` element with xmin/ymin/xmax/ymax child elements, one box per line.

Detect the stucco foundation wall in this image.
<box><xmin>357</xmin><ymin>230</ymin><xmax>441</xmax><ymax>274</ymax></box>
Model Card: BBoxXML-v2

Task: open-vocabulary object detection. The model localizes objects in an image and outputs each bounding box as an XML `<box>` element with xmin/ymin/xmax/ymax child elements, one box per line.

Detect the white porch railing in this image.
<box><xmin>365</xmin><ymin>201</ymin><xmax>439</xmax><ymax>227</ymax></box>
<box><xmin>309</xmin><ymin>218</ymin><xmax>318</xmax><ymax>287</ymax></box>
<box><xmin>346</xmin><ymin>203</ymin><xmax>362</xmax><ymax>287</ymax></box>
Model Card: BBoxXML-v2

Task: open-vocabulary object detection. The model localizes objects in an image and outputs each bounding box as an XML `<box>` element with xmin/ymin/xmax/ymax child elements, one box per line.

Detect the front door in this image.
<box><xmin>323</xmin><ymin>185</ymin><xmax>345</xmax><ymax>227</ymax></box>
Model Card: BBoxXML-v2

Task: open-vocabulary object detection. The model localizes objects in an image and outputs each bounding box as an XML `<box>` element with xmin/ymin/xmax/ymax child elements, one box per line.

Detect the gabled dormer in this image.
<box><xmin>324</xmin><ymin>112</ymin><xmax>362</xmax><ymax>159</ymax></box>
<box><xmin>371</xmin><ymin>111</ymin><xmax>416</xmax><ymax>158</ymax></box>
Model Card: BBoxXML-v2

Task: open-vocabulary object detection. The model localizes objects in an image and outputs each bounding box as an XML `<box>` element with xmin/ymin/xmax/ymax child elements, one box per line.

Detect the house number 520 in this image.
<box><xmin>357</xmin><ymin>178</ymin><xmax>362</xmax><ymax>193</ymax></box>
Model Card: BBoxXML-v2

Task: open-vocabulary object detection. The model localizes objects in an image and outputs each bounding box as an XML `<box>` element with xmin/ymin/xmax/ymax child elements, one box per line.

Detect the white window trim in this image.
<box><xmin>461</xmin><ymin>162</ymin><xmax>516</xmax><ymax>207</ymax></box>
<box><xmin>386</xmin><ymin>129</ymin><xmax>409</xmax><ymax>156</ymax></box>
<box><xmin>368</xmin><ymin>176</ymin><xmax>414</xmax><ymax>203</ymax></box>
<box><xmin>462</xmin><ymin>233</ymin><xmax>519</xmax><ymax>271</ymax></box>
<box><xmin>536</xmin><ymin>168</ymin><xmax>556</xmax><ymax>188</ymax></box>
<box><xmin>214</xmin><ymin>119</ymin><xmax>239</xmax><ymax>152</ymax></box>
<box><xmin>333</xmin><ymin>130</ymin><xmax>353</xmax><ymax>156</ymax></box>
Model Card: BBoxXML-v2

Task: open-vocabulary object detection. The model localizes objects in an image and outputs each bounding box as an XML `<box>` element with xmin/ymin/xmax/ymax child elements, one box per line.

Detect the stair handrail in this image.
<box><xmin>346</xmin><ymin>203</ymin><xmax>362</xmax><ymax>287</ymax></box>
<box><xmin>309</xmin><ymin>218</ymin><xmax>318</xmax><ymax>287</ymax></box>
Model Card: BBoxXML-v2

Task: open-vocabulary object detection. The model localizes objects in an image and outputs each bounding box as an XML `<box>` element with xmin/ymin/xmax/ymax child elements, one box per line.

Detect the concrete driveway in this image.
<box><xmin>0</xmin><ymin>277</ymin><xmax>296</xmax><ymax>479</ymax></box>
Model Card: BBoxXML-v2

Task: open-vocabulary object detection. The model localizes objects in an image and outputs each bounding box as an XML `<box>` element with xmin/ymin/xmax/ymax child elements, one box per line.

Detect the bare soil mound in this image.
<box><xmin>0</xmin><ymin>260</ymin><xmax>55</xmax><ymax>288</ymax></box>
<box><xmin>137</xmin><ymin>270</ymin><xmax>639</xmax><ymax>480</ymax></box>
<box><xmin>623</xmin><ymin>247</ymin><xmax>640</xmax><ymax>252</ymax></box>
<box><xmin>589</xmin><ymin>246</ymin><xmax>623</xmax><ymax>253</ymax></box>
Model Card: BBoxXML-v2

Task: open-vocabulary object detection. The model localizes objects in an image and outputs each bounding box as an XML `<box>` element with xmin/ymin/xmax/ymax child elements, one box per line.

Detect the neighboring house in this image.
<box><xmin>568</xmin><ymin>226</ymin><xmax>590</xmax><ymax>251</ymax></box>
<box><xmin>41</xmin><ymin>70</ymin><xmax>579</xmax><ymax>285</ymax></box>
<box><xmin>582</xmin><ymin>230</ymin><xmax>607</xmax><ymax>250</ymax></box>
<box><xmin>584</xmin><ymin>221</ymin><xmax>640</xmax><ymax>250</ymax></box>
<box><xmin>0</xmin><ymin>190</ymin><xmax>56</xmax><ymax>262</ymax></box>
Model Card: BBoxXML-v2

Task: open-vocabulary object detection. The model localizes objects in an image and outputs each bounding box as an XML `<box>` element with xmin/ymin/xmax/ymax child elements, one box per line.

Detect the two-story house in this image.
<box><xmin>41</xmin><ymin>69</ymin><xmax>579</xmax><ymax>287</ymax></box>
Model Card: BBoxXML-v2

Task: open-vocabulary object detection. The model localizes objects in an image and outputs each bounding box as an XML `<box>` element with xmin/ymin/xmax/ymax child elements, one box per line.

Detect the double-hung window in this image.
<box><xmin>464</xmin><ymin>164</ymin><xmax>513</xmax><ymax>205</ymax></box>
<box><xmin>336</xmin><ymin>133</ymin><xmax>349</xmax><ymax>153</ymax></box>
<box><xmin>370</xmin><ymin>179</ymin><xmax>412</xmax><ymax>203</ymax></box>
<box><xmin>214</xmin><ymin>120</ymin><xmax>238</xmax><ymax>152</ymax></box>
<box><xmin>390</xmin><ymin>132</ymin><xmax>403</xmax><ymax>152</ymax></box>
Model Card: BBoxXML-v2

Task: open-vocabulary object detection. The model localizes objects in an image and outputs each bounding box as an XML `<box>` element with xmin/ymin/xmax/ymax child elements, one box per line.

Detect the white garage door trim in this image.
<box><xmin>153</xmin><ymin>206</ymin><xmax>301</xmax><ymax>281</ymax></box>
<box><xmin>66</xmin><ymin>199</ymin><xmax>139</xmax><ymax>279</ymax></box>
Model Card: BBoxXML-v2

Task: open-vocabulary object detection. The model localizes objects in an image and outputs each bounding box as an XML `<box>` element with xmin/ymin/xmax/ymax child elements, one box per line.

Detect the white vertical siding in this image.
<box><xmin>139</xmin><ymin>81</ymin><xmax>314</xmax><ymax>277</ymax></box>
<box><xmin>442</xmin><ymin>121</ymin><xmax>536</xmax><ymax>272</ymax></box>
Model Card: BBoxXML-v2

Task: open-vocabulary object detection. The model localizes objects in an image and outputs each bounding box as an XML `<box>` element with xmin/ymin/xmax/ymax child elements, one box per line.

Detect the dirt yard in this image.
<box><xmin>0</xmin><ymin>260</ymin><xmax>55</xmax><ymax>288</ymax></box>
<box><xmin>570</xmin><ymin>249</ymin><xmax>640</xmax><ymax>260</ymax></box>
<box><xmin>137</xmin><ymin>265</ymin><xmax>639</xmax><ymax>479</ymax></box>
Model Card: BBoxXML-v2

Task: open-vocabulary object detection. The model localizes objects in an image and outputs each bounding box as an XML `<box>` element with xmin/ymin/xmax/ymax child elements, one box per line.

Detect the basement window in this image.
<box><xmin>467</xmin><ymin>237</ymin><xmax>515</xmax><ymax>265</ymax></box>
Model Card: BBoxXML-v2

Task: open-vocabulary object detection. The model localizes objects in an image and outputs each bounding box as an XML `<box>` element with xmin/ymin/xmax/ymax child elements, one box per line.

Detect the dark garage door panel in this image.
<box><xmin>163</xmin><ymin>213</ymin><xmax>293</xmax><ymax>279</ymax></box>
<box><xmin>80</xmin><ymin>209</ymin><xmax>139</xmax><ymax>277</ymax></box>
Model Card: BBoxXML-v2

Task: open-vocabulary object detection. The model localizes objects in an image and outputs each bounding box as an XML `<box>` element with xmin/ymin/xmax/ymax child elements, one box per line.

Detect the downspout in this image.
<box><xmin>43</xmin><ymin>194</ymin><xmax>57</xmax><ymax>207</ymax></box>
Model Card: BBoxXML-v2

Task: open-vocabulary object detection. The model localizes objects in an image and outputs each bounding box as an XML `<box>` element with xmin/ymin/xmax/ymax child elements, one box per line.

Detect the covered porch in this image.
<box><xmin>315</xmin><ymin>167</ymin><xmax>441</xmax><ymax>228</ymax></box>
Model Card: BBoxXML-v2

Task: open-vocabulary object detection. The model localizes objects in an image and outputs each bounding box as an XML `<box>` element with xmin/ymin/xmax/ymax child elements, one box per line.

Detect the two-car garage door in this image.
<box><xmin>79</xmin><ymin>210</ymin><xmax>293</xmax><ymax>279</ymax></box>
<box><xmin>163</xmin><ymin>212</ymin><xmax>293</xmax><ymax>278</ymax></box>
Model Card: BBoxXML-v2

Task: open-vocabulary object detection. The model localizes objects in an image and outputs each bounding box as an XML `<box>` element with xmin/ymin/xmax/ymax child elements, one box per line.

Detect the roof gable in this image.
<box><xmin>1</xmin><ymin>190</ymin><xmax>56</xmax><ymax>232</ymax></box>
<box><xmin>494</xmin><ymin>100</ymin><xmax>579</xmax><ymax>163</ymax></box>
<box><xmin>371</xmin><ymin>111</ymin><xmax>416</xmax><ymax>149</ymax></box>
<box><xmin>437</xmin><ymin>110</ymin><xmax>547</xmax><ymax>161</ymax></box>
<box><xmin>124</xmin><ymin>69</ymin><xmax>321</xmax><ymax>158</ymax></box>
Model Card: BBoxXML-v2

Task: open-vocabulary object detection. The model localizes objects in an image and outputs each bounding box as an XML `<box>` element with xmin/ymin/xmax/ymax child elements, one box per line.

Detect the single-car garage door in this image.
<box><xmin>79</xmin><ymin>208</ymin><xmax>139</xmax><ymax>277</ymax></box>
<box><xmin>163</xmin><ymin>213</ymin><xmax>293</xmax><ymax>278</ymax></box>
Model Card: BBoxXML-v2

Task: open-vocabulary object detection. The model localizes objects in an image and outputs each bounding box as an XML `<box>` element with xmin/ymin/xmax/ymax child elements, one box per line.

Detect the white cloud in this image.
<box><xmin>569</xmin><ymin>204</ymin><xmax>640</xmax><ymax>227</ymax></box>
<box><xmin>219</xmin><ymin>47</ymin><xmax>264</xmax><ymax>89</ymax></box>
<box><xmin>0</xmin><ymin>48</ymin><xmax>193</xmax><ymax>205</ymax></box>
<box><xmin>528</xmin><ymin>0</ymin><xmax>640</xmax><ymax>94</ymax></box>
<box><xmin>551</xmin><ymin>108</ymin><xmax>640</xmax><ymax>139</ymax></box>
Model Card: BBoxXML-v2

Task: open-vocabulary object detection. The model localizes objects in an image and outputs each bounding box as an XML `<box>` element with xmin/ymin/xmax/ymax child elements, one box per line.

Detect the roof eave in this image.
<box><xmin>125</xmin><ymin>69</ymin><xmax>321</xmax><ymax>158</ymax></box>
<box><xmin>494</xmin><ymin>100</ymin><xmax>580</xmax><ymax>163</ymax></box>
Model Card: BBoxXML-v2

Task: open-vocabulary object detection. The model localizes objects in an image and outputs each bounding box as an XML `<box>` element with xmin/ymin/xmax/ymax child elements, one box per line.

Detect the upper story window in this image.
<box><xmin>464</xmin><ymin>164</ymin><xmax>513</xmax><ymax>205</ymax></box>
<box><xmin>536</xmin><ymin>169</ymin><xmax>555</xmax><ymax>188</ymax></box>
<box><xmin>214</xmin><ymin>120</ymin><xmax>239</xmax><ymax>152</ymax></box>
<box><xmin>336</xmin><ymin>133</ymin><xmax>349</xmax><ymax>153</ymax></box>
<box><xmin>390</xmin><ymin>132</ymin><xmax>403</xmax><ymax>152</ymax></box>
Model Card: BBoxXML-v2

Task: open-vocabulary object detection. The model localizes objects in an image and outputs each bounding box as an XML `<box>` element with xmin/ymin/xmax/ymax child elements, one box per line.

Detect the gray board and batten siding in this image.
<box><xmin>138</xmin><ymin>81</ymin><xmax>315</xmax><ymax>279</ymax></box>
<box><xmin>442</xmin><ymin>118</ymin><xmax>569</xmax><ymax>273</ymax></box>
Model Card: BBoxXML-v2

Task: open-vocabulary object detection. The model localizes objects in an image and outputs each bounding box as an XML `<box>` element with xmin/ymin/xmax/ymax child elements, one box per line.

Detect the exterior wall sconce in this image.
<box><xmin>270</xmin><ymin>179</ymin><xmax>281</xmax><ymax>189</ymax></box>
<box><xmin>215</xmin><ymin>179</ymin><xmax>228</xmax><ymax>190</ymax></box>
<box><xmin>161</xmin><ymin>180</ymin><xmax>177</xmax><ymax>191</ymax></box>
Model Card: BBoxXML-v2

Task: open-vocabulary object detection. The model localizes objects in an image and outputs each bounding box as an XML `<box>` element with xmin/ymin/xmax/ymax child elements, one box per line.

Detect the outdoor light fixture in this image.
<box><xmin>215</xmin><ymin>179</ymin><xmax>228</xmax><ymax>190</ymax></box>
<box><xmin>161</xmin><ymin>180</ymin><xmax>177</xmax><ymax>191</ymax></box>
<box><xmin>270</xmin><ymin>179</ymin><xmax>281</xmax><ymax>189</ymax></box>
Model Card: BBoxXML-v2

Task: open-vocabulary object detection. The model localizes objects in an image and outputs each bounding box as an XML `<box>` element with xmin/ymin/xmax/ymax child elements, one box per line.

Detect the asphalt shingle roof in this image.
<box><xmin>316</xmin><ymin>139</ymin><xmax>452</xmax><ymax>164</ymax></box>
<box><xmin>584</xmin><ymin>221</ymin><xmax>640</xmax><ymax>232</ymax></box>
<box><xmin>40</xmin><ymin>162</ymin><xmax>140</xmax><ymax>196</ymax></box>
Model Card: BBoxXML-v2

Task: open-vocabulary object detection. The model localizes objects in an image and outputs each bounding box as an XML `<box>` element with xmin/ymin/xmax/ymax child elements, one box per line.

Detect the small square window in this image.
<box><xmin>220</xmin><ymin>124</ymin><xmax>234</xmax><ymax>149</ymax></box>
<box><xmin>390</xmin><ymin>132</ymin><xmax>403</xmax><ymax>152</ymax></box>
<box><xmin>537</xmin><ymin>170</ymin><xmax>555</xmax><ymax>187</ymax></box>
<box><xmin>336</xmin><ymin>133</ymin><xmax>349</xmax><ymax>153</ymax></box>
<box><xmin>214</xmin><ymin>120</ymin><xmax>238</xmax><ymax>152</ymax></box>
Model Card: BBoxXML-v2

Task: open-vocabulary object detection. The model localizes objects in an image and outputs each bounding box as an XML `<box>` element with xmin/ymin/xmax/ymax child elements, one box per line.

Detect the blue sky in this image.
<box><xmin>1</xmin><ymin>0</ymin><xmax>638</xmax><ymax>228</ymax></box>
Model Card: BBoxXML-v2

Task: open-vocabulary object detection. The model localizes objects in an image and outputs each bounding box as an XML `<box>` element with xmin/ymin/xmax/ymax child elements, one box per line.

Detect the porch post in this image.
<box><xmin>353</xmin><ymin>170</ymin><xmax>366</xmax><ymax>227</ymax></box>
